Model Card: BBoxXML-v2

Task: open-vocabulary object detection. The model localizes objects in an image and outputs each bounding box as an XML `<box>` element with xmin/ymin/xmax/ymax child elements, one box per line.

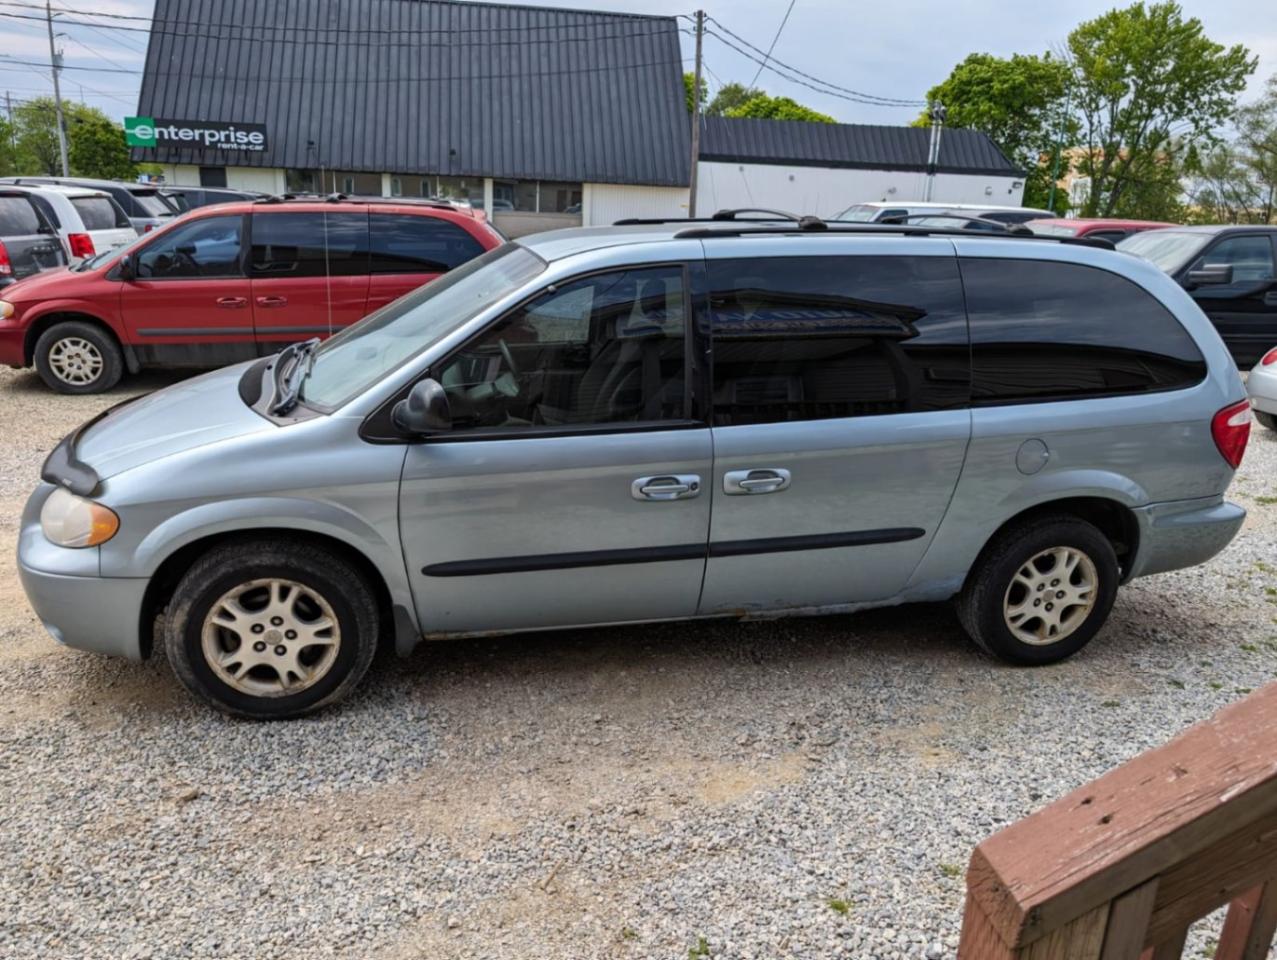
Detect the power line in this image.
<box><xmin>0</xmin><ymin>52</ymin><xmax>690</xmax><ymax>83</ymax></box>
<box><xmin>64</xmin><ymin>35</ymin><xmax>134</xmax><ymax>74</ymax></box>
<box><xmin>707</xmin><ymin>17</ymin><xmax>925</xmax><ymax>107</ymax></box>
<box><xmin>748</xmin><ymin>0</ymin><xmax>797</xmax><ymax>88</ymax></box>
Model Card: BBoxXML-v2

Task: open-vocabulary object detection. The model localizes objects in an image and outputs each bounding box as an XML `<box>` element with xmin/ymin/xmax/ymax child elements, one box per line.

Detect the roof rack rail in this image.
<box><xmin>671</xmin><ymin>221</ymin><xmax>1116</xmax><ymax>250</ymax></box>
<box><xmin>881</xmin><ymin>212</ymin><xmax>1034</xmax><ymax>236</ymax></box>
<box><xmin>614</xmin><ymin>207</ymin><xmax>806</xmax><ymax>227</ymax></box>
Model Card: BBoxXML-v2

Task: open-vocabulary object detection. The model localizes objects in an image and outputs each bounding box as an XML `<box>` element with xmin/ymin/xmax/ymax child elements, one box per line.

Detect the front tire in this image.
<box><xmin>164</xmin><ymin>540</ymin><xmax>379</xmax><ymax>719</ymax></box>
<box><xmin>956</xmin><ymin>515</ymin><xmax>1119</xmax><ymax>665</ymax></box>
<box><xmin>1256</xmin><ymin>410</ymin><xmax>1277</xmax><ymax>432</ymax></box>
<box><xmin>33</xmin><ymin>320</ymin><xmax>124</xmax><ymax>394</ymax></box>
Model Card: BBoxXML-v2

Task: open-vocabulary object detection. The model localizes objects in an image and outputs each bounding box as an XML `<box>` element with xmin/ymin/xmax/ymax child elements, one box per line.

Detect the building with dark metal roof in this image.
<box><xmin>128</xmin><ymin>0</ymin><xmax>1026</xmax><ymax>232</ymax></box>
<box><xmin>700</xmin><ymin>116</ymin><xmax>1021</xmax><ymax>177</ymax></box>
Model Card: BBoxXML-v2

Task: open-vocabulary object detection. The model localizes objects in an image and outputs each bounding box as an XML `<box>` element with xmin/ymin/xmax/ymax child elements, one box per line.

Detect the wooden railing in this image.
<box><xmin>958</xmin><ymin>682</ymin><xmax>1277</xmax><ymax>959</ymax></box>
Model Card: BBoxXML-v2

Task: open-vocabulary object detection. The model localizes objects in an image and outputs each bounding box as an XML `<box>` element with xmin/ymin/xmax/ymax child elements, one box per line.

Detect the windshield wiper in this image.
<box><xmin>269</xmin><ymin>338</ymin><xmax>321</xmax><ymax>415</ymax></box>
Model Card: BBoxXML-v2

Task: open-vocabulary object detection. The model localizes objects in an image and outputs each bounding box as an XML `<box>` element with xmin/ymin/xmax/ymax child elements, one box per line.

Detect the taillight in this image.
<box><xmin>0</xmin><ymin>239</ymin><xmax>10</xmax><ymax>276</ymax></box>
<box><xmin>67</xmin><ymin>233</ymin><xmax>95</xmax><ymax>258</ymax></box>
<box><xmin>1211</xmin><ymin>400</ymin><xmax>1251</xmax><ymax>469</ymax></box>
<box><xmin>143</xmin><ymin>223</ymin><xmax>155</xmax><ymax>233</ymax></box>
<box><xmin>1261</xmin><ymin>347</ymin><xmax>1277</xmax><ymax>367</ymax></box>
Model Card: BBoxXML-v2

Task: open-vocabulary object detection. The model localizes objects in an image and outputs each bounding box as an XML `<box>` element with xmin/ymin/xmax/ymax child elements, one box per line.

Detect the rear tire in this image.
<box><xmin>1256</xmin><ymin>410</ymin><xmax>1277</xmax><ymax>432</ymax></box>
<box><xmin>164</xmin><ymin>540</ymin><xmax>379</xmax><ymax>719</ymax></box>
<box><xmin>33</xmin><ymin>320</ymin><xmax>123</xmax><ymax>394</ymax></box>
<box><xmin>956</xmin><ymin>515</ymin><xmax>1119</xmax><ymax>665</ymax></box>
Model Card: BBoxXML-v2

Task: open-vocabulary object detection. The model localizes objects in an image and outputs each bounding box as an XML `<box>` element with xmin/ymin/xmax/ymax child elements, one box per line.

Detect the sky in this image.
<box><xmin>0</xmin><ymin>0</ymin><xmax>1273</xmax><ymax>127</ymax></box>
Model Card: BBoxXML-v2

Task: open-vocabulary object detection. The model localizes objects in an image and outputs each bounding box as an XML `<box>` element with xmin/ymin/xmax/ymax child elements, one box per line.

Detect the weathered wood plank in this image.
<box><xmin>967</xmin><ymin>683</ymin><xmax>1277</xmax><ymax>949</ymax></box>
<box><xmin>958</xmin><ymin>891</ymin><xmax>1017</xmax><ymax>960</ymax></box>
<box><xmin>1022</xmin><ymin>903</ymin><xmax>1108</xmax><ymax>960</ymax></box>
<box><xmin>1137</xmin><ymin>924</ymin><xmax>1188</xmax><ymax>960</ymax></box>
<box><xmin>1099</xmin><ymin>880</ymin><xmax>1158</xmax><ymax>960</ymax></box>
<box><xmin>1216</xmin><ymin>882</ymin><xmax>1277</xmax><ymax>960</ymax></box>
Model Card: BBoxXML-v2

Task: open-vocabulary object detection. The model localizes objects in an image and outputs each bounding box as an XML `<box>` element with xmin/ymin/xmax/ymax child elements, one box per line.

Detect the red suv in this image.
<box><xmin>0</xmin><ymin>196</ymin><xmax>504</xmax><ymax>393</ymax></box>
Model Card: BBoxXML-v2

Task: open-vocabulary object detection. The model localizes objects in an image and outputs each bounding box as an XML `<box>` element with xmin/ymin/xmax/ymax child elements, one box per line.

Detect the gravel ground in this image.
<box><xmin>0</xmin><ymin>365</ymin><xmax>1275</xmax><ymax>960</ymax></box>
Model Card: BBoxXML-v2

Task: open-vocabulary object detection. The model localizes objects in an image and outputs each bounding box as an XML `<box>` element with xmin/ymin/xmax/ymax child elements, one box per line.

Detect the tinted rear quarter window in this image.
<box><xmin>962</xmin><ymin>257</ymin><xmax>1206</xmax><ymax>404</ymax></box>
<box><xmin>251</xmin><ymin>212</ymin><xmax>370</xmax><ymax>277</ymax></box>
<box><xmin>131</xmin><ymin>191</ymin><xmax>174</xmax><ymax>217</ymax></box>
<box><xmin>369</xmin><ymin>213</ymin><xmax>485</xmax><ymax>273</ymax></box>
<box><xmin>0</xmin><ymin>196</ymin><xmax>42</xmax><ymax>235</ymax></box>
<box><xmin>71</xmin><ymin>196</ymin><xmax>129</xmax><ymax>230</ymax></box>
<box><xmin>705</xmin><ymin>255</ymin><xmax>969</xmax><ymax>425</ymax></box>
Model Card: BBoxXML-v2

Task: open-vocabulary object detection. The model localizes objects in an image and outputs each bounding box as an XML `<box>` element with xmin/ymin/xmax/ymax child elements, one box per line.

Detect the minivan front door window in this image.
<box><xmin>133</xmin><ymin>215</ymin><xmax>243</xmax><ymax>279</ymax></box>
<box><xmin>436</xmin><ymin>265</ymin><xmax>687</xmax><ymax>431</ymax></box>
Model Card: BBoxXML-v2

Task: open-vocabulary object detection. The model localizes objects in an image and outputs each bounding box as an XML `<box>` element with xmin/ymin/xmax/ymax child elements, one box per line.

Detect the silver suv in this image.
<box><xmin>18</xmin><ymin>220</ymin><xmax>1251</xmax><ymax>718</ymax></box>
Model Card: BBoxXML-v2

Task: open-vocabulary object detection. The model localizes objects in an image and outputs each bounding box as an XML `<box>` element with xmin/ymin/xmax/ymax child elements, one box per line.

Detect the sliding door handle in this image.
<box><xmin>255</xmin><ymin>295</ymin><xmax>288</xmax><ymax>308</ymax></box>
<box><xmin>632</xmin><ymin>474</ymin><xmax>701</xmax><ymax>501</ymax></box>
<box><xmin>723</xmin><ymin>468</ymin><xmax>791</xmax><ymax>495</ymax></box>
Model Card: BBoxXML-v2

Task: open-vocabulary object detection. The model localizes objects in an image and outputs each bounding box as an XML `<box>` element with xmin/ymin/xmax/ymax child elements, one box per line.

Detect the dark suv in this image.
<box><xmin>1118</xmin><ymin>226</ymin><xmax>1277</xmax><ymax>367</ymax></box>
<box><xmin>0</xmin><ymin>188</ymin><xmax>67</xmax><ymax>287</ymax></box>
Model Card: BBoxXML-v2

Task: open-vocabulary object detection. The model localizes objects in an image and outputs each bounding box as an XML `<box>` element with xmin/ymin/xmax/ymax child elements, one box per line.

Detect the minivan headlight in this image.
<box><xmin>40</xmin><ymin>487</ymin><xmax>119</xmax><ymax>548</ymax></box>
<box><xmin>0</xmin><ymin>301</ymin><xmax>14</xmax><ymax>320</ymax></box>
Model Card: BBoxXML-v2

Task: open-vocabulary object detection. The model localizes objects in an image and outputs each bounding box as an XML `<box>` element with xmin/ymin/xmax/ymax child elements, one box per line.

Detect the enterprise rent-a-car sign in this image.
<box><xmin>125</xmin><ymin>117</ymin><xmax>268</xmax><ymax>152</ymax></box>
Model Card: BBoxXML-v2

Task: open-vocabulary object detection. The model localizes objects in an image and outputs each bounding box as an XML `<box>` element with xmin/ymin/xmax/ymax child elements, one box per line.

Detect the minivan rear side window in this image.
<box><xmin>250</xmin><ymin>212</ymin><xmax>370</xmax><ymax>277</ymax></box>
<box><xmin>962</xmin><ymin>258</ymin><xmax>1206</xmax><ymax>404</ymax></box>
<box><xmin>0</xmin><ymin>196</ymin><xmax>41</xmax><ymax>235</ymax></box>
<box><xmin>705</xmin><ymin>255</ymin><xmax>969</xmax><ymax>425</ymax></box>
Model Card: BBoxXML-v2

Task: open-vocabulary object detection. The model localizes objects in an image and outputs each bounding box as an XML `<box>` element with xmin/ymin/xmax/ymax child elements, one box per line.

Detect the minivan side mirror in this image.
<box><xmin>1185</xmin><ymin>263</ymin><xmax>1233</xmax><ymax>287</ymax></box>
<box><xmin>117</xmin><ymin>254</ymin><xmax>135</xmax><ymax>282</ymax></box>
<box><xmin>392</xmin><ymin>378</ymin><xmax>451</xmax><ymax>436</ymax></box>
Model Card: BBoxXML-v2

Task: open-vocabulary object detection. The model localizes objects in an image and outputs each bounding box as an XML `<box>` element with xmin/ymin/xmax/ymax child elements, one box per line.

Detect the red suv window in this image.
<box><xmin>369</xmin><ymin>213</ymin><xmax>485</xmax><ymax>274</ymax></box>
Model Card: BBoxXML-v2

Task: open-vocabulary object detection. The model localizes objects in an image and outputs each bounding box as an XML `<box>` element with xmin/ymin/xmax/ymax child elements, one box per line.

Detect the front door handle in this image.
<box><xmin>1264</xmin><ymin>290</ymin><xmax>1277</xmax><ymax>306</ymax></box>
<box><xmin>255</xmin><ymin>295</ymin><xmax>288</xmax><ymax>308</ymax></box>
<box><xmin>217</xmin><ymin>296</ymin><xmax>248</xmax><ymax>309</ymax></box>
<box><xmin>631</xmin><ymin>474</ymin><xmax>701</xmax><ymax>501</ymax></box>
<box><xmin>723</xmin><ymin>468</ymin><xmax>792</xmax><ymax>495</ymax></box>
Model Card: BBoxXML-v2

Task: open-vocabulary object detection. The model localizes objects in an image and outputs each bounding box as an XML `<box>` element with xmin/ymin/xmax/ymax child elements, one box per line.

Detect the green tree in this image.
<box><xmin>67</xmin><ymin>110</ymin><xmax>134</xmax><ymax>179</ymax></box>
<box><xmin>1068</xmin><ymin>1</ymin><xmax>1255</xmax><ymax>217</ymax></box>
<box><xmin>918</xmin><ymin>52</ymin><xmax>1072</xmax><ymax>210</ymax></box>
<box><xmin>707</xmin><ymin>82</ymin><xmax>763</xmax><ymax>117</ymax></box>
<box><xmin>0</xmin><ymin>113</ymin><xmax>15</xmax><ymax>177</ymax></box>
<box><xmin>1233</xmin><ymin>73</ymin><xmax>1277</xmax><ymax>222</ymax></box>
<box><xmin>683</xmin><ymin>72</ymin><xmax>706</xmax><ymax>114</ymax></box>
<box><xmin>10</xmin><ymin>98</ymin><xmax>138</xmax><ymax>179</ymax></box>
<box><xmin>725</xmin><ymin>93</ymin><xmax>835</xmax><ymax>124</ymax></box>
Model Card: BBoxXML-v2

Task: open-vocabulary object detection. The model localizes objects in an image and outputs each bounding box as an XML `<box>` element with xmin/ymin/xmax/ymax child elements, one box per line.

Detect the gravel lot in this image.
<box><xmin>0</xmin><ymin>365</ymin><xmax>1275</xmax><ymax>960</ymax></box>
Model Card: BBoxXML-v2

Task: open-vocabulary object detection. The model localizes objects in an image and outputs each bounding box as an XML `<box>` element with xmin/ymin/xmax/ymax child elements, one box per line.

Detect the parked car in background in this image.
<box><xmin>1026</xmin><ymin>218</ymin><xmax>1175</xmax><ymax>243</ymax></box>
<box><xmin>0</xmin><ymin>176</ymin><xmax>179</xmax><ymax>234</ymax></box>
<box><xmin>163</xmin><ymin>186</ymin><xmax>267</xmax><ymax>211</ymax></box>
<box><xmin>832</xmin><ymin>201</ymin><xmax>1053</xmax><ymax>226</ymax></box>
<box><xmin>1117</xmin><ymin>226</ymin><xmax>1277</xmax><ymax>367</ymax></box>
<box><xmin>0</xmin><ymin>196</ymin><xmax>504</xmax><ymax>393</ymax></box>
<box><xmin>3</xmin><ymin>184</ymin><xmax>135</xmax><ymax>266</ymax></box>
<box><xmin>1248</xmin><ymin>346</ymin><xmax>1277</xmax><ymax>432</ymax></box>
<box><xmin>17</xmin><ymin>219</ymin><xmax>1248</xmax><ymax>718</ymax></box>
<box><xmin>0</xmin><ymin>188</ymin><xmax>67</xmax><ymax>287</ymax></box>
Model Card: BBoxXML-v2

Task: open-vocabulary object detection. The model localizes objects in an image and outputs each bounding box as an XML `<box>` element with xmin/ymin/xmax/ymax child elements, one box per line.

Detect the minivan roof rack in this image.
<box><xmin>254</xmin><ymin>193</ymin><xmax>464</xmax><ymax>211</ymax></box>
<box><xmin>670</xmin><ymin>221</ymin><xmax>1117</xmax><ymax>250</ymax></box>
<box><xmin>614</xmin><ymin>207</ymin><xmax>805</xmax><ymax>226</ymax></box>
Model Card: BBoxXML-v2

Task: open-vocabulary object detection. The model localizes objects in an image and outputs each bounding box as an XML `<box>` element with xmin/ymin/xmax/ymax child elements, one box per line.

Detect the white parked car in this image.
<box><xmin>832</xmin><ymin>201</ymin><xmax>1053</xmax><ymax>228</ymax></box>
<box><xmin>1249</xmin><ymin>347</ymin><xmax>1277</xmax><ymax>432</ymax></box>
<box><xmin>2</xmin><ymin>184</ymin><xmax>136</xmax><ymax>264</ymax></box>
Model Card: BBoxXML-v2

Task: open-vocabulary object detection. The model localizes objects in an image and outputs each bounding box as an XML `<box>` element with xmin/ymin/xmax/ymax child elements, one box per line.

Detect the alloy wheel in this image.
<box><xmin>200</xmin><ymin>578</ymin><xmax>341</xmax><ymax>697</ymax></box>
<box><xmin>47</xmin><ymin>337</ymin><xmax>104</xmax><ymax>386</ymax></box>
<box><xmin>1002</xmin><ymin>546</ymin><xmax>1098</xmax><ymax>646</ymax></box>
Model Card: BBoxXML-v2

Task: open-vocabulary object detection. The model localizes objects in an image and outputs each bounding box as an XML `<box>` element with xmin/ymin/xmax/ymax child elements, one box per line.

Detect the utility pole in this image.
<box><xmin>45</xmin><ymin>0</ymin><xmax>69</xmax><ymax>176</ymax></box>
<box><xmin>687</xmin><ymin>9</ymin><xmax>704</xmax><ymax>217</ymax></box>
<box><xmin>923</xmin><ymin>100</ymin><xmax>946</xmax><ymax>202</ymax></box>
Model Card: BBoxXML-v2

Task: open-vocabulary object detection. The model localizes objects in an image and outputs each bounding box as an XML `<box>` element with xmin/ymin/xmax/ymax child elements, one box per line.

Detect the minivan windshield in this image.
<box><xmin>300</xmin><ymin>243</ymin><xmax>545</xmax><ymax>410</ymax></box>
<box><xmin>832</xmin><ymin>204</ymin><xmax>878</xmax><ymax>222</ymax></box>
<box><xmin>1117</xmin><ymin>230</ymin><xmax>1211</xmax><ymax>273</ymax></box>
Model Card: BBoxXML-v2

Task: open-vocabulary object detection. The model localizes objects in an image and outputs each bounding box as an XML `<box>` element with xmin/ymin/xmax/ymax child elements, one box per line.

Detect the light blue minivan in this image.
<box><xmin>19</xmin><ymin>219</ymin><xmax>1251</xmax><ymax>717</ymax></box>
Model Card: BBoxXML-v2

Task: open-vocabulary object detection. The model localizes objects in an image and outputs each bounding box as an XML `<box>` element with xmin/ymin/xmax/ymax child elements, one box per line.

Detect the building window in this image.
<box><xmin>285</xmin><ymin>169</ymin><xmax>317</xmax><ymax>194</ymax></box>
<box><xmin>434</xmin><ymin>176</ymin><xmax>482</xmax><ymax>205</ymax></box>
<box><xmin>490</xmin><ymin>180</ymin><xmax>583</xmax><ymax>214</ymax></box>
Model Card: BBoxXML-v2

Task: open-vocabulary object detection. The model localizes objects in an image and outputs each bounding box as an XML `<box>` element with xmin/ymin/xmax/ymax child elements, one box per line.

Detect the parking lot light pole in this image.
<box><xmin>687</xmin><ymin>9</ymin><xmax>704</xmax><ymax>218</ymax></box>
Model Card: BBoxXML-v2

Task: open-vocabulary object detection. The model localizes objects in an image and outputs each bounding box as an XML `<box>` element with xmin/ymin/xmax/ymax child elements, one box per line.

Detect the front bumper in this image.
<box><xmin>0</xmin><ymin>321</ymin><xmax>25</xmax><ymax>366</ymax></box>
<box><xmin>17</xmin><ymin>485</ymin><xmax>148</xmax><ymax>660</ymax></box>
<box><xmin>1126</xmin><ymin>496</ymin><xmax>1246</xmax><ymax>580</ymax></box>
<box><xmin>18</xmin><ymin>562</ymin><xmax>148</xmax><ymax>661</ymax></box>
